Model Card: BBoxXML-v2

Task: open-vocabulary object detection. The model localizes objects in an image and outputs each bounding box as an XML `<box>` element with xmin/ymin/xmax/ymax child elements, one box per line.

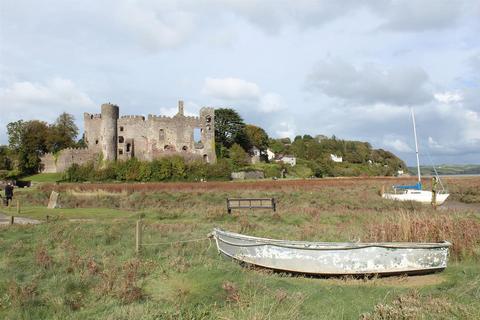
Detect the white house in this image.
<box><xmin>266</xmin><ymin>148</ymin><xmax>275</xmax><ymax>161</ymax></box>
<box><xmin>276</xmin><ymin>155</ymin><xmax>296</xmax><ymax>166</ymax></box>
<box><xmin>330</xmin><ymin>154</ymin><xmax>343</xmax><ymax>163</ymax></box>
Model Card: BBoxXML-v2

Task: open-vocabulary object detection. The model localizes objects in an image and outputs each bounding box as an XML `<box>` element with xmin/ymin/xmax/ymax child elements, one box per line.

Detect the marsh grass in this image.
<box><xmin>364</xmin><ymin>210</ymin><xmax>480</xmax><ymax>260</ymax></box>
<box><xmin>1</xmin><ymin>177</ymin><xmax>480</xmax><ymax>319</ymax></box>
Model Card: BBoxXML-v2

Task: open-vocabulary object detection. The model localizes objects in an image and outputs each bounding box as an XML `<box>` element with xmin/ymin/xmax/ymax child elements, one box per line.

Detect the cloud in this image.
<box><xmin>374</xmin><ymin>0</ymin><xmax>466</xmax><ymax>32</ymax></box>
<box><xmin>0</xmin><ymin>78</ymin><xmax>95</xmax><ymax>144</ymax></box>
<box><xmin>202</xmin><ymin>77</ymin><xmax>286</xmax><ymax>114</ymax></box>
<box><xmin>382</xmin><ymin>136</ymin><xmax>413</xmax><ymax>153</ymax></box>
<box><xmin>113</xmin><ymin>1</ymin><xmax>195</xmax><ymax>51</ymax></box>
<box><xmin>0</xmin><ymin>78</ymin><xmax>94</xmax><ymax>109</ymax></box>
<box><xmin>306</xmin><ymin>59</ymin><xmax>433</xmax><ymax>106</ymax></box>
<box><xmin>202</xmin><ymin>77</ymin><xmax>261</xmax><ymax>101</ymax></box>
<box><xmin>275</xmin><ymin>121</ymin><xmax>296</xmax><ymax>139</ymax></box>
<box><xmin>434</xmin><ymin>91</ymin><xmax>463</xmax><ymax>104</ymax></box>
<box><xmin>259</xmin><ymin>93</ymin><xmax>286</xmax><ymax>113</ymax></box>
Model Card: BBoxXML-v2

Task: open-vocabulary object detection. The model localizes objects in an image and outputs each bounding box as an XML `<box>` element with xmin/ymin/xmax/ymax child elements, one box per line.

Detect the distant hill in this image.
<box><xmin>408</xmin><ymin>164</ymin><xmax>480</xmax><ymax>176</ymax></box>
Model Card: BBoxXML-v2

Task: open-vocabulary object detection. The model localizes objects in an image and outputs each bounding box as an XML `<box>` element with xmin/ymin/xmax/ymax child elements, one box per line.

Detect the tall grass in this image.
<box><xmin>364</xmin><ymin>210</ymin><xmax>480</xmax><ymax>260</ymax></box>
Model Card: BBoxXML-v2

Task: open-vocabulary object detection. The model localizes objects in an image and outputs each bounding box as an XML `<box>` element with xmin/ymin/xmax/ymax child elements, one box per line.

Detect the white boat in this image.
<box><xmin>383</xmin><ymin>189</ymin><xmax>449</xmax><ymax>205</ymax></box>
<box><xmin>212</xmin><ymin>229</ymin><xmax>451</xmax><ymax>276</ymax></box>
<box><xmin>382</xmin><ymin>109</ymin><xmax>449</xmax><ymax>205</ymax></box>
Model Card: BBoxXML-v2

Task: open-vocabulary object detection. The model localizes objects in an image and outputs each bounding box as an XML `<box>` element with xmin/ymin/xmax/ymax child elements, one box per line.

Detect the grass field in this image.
<box><xmin>1</xmin><ymin>176</ymin><xmax>479</xmax><ymax>319</ymax></box>
<box><xmin>21</xmin><ymin>173</ymin><xmax>63</xmax><ymax>183</ymax></box>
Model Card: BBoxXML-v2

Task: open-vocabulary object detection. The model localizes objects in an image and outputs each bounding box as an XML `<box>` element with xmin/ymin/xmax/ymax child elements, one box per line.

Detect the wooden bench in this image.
<box><xmin>226</xmin><ymin>198</ymin><xmax>276</xmax><ymax>214</ymax></box>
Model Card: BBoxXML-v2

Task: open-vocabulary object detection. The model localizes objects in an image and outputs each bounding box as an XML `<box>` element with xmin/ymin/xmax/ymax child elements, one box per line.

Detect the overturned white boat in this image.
<box><xmin>382</xmin><ymin>109</ymin><xmax>449</xmax><ymax>205</ymax></box>
<box><xmin>212</xmin><ymin>229</ymin><xmax>451</xmax><ymax>276</ymax></box>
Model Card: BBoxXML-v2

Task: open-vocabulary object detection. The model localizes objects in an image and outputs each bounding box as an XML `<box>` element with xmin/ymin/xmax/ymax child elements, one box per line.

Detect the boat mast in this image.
<box><xmin>411</xmin><ymin>108</ymin><xmax>421</xmax><ymax>184</ymax></box>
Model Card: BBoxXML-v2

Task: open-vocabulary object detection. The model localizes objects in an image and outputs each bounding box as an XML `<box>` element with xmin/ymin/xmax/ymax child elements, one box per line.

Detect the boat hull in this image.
<box><xmin>382</xmin><ymin>191</ymin><xmax>449</xmax><ymax>205</ymax></box>
<box><xmin>213</xmin><ymin>229</ymin><xmax>451</xmax><ymax>276</ymax></box>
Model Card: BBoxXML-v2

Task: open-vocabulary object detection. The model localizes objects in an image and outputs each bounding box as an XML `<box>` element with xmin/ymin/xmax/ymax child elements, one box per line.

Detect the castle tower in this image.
<box><xmin>101</xmin><ymin>103</ymin><xmax>119</xmax><ymax>161</ymax></box>
<box><xmin>199</xmin><ymin>107</ymin><xmax>216</xmax><ymax>163</ymax></box>
<box><xmin>177</xmin><ymin>100</ymin><xmax>184</xmax><ymax>116</ymax></box>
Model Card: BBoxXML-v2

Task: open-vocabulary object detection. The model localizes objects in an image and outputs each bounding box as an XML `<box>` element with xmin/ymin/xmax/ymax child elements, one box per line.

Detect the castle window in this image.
<box><xmin>90</xmin><ymin>115</ymin><xmax>94</xmax><ymax>119</ymax></box>
<box><xmin>120</xmin><ymin>126</ymin><xmax>124</xmax><ymax>132</ymax></box>
<box><xmin>164</xmin><ymin>145</ymin><xmax>175</xmax><ymax>151</ymax></box>
<box><xmin>206</xmin><ymin>115</ymin><xmax>211</xmax><ymax>123</ymax></box>
<box><xmin>182</xmin><ymin>146</ymin><xmax>188</xmax><ymax>151</ymax></box>
<box><xmin>119</xmin><ymin>149</ymin><xmax>123</xmax><ymax>155</ymax></box>
<box><xmin>126</xmin><ymin>143</ymin><xmax>131</xmax><ymax>152</ymax></box>
<box><xmin>119</xmin><ymin>136</ymin><xmax>124</xmax><ymax>143</ymax></box>
<box><xmin>95</xmin><ymin>139</ymin><xmax>99</xmax><ymax>145</ymax></box>
<box><xmin>203</xmin><ymin>154</ymin><xmax>209</xmax><ymax>163</ymax></box>
<box><xmin>194</xmin><ymin>128</ymin><xmax>201</xmax><ymax>143</ymax></box>
<box><xmin>159</xmin><ymin>129</ymin><xmax>165</xmax><ymax>140</ymax></box>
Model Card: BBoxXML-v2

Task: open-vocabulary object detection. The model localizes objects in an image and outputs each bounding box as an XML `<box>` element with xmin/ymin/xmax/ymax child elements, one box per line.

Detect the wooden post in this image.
<box><xmin>431</xmin><ymin>177</ymin><xmax>437</xmax><ymax>210</ymax></box>
<box><xmin>10</xmin><ymin>215</ymin><xmax>14</xmax><ymax>225</ymax></box>
<box><xmin>135</xmin><ymin>220</ymin><xmax>143</xmax><ymax>254</ymax></box>
<box><xmin>16</xmin><ymin>200</ymin><xmax>20</xmax><ymax>214</ymax></box>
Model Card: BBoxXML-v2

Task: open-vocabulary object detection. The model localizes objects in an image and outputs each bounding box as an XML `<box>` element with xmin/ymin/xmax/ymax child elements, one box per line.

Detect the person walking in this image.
<box><xmin>4</xmin><ymin>182</ymin><xmax>13</xmax><ymax>206</ymax></box>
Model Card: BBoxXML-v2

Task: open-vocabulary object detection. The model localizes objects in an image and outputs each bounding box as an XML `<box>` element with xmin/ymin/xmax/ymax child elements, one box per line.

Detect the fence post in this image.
<box><xmin>17</xmin><ymin>200</ymin><xmax>20</xmax><ymax>214</ymax></box>
<box><xmin>10</xmin><ymin>215</ymin><xmax>14</xmax><ymax>225</ymax></box>
<box><xmin>136</xmin><ymin>220</ymin><xmax>143</xmax><ymax>254</ymax></box>
<box><xmin>431</xmin><ymin>177</ymin><xmax>437</xmax><ymax>210</ymax></box>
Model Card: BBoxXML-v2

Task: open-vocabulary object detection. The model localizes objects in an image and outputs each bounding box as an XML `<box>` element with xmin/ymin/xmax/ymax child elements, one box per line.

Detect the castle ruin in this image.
<box><xmin>41</xmin><ymin>100</ymin><xmax>216</xmax><ymax>172</ymax></box>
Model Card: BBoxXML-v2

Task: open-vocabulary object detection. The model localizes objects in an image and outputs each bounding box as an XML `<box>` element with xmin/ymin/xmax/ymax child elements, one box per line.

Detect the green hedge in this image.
<box><xmin>63</xmin><ymin>156</ymin><xmax>232</xmax><ymax>182</ymax></box>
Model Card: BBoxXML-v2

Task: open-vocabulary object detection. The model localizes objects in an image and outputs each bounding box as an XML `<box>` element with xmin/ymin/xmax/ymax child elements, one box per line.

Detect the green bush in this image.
<box><xmin>63</xmin><ymin>157</ymin><xmax>233</xmax><ymax>182</ymax></box>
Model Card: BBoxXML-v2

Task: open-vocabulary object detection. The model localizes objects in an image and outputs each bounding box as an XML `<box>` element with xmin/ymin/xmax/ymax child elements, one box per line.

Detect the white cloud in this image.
<box><xmin>0</xmin><ymin>78</ymin><xmax>95</xmax><ymax>144</ymax></box>
<box><xmin>383</xmin><ymin>136</ymin><xmax>413</xmax><ymax>153</ymax></box>
<box><xmin>0</xmin><ymin>78</ymin><xmax>94</xmax><ymax>109</ymax></box>
<box><xmin>202</xmin><ymin>77</ymin><xmax>261</xmax><ymax>101</ymax></box>
<box><xmin>275</xmin><ymin>121</ymin><xmax>296</xmax><ymax>139</ymax></box>
<box><xmin>434</xmin><ymin>91</ymin><xmax>463</xmax><ymax>103</ymax></box>
<box><xmin>259</xmin><ymin>93</ymin><xmax>286</xmax><ymax>113</ymax></box>
<box><xmin>202</xmin><ymin>77</ymin><xmax>286</xmax><ymax>114</ymax></box>
<box><xmin>113</xmin><ymin>1</ymin><xmax>196</xmax><ymax>51</ymax></box>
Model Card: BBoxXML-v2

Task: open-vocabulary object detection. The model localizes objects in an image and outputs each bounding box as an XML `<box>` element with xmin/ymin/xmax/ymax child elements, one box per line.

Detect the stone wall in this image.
<box><xmin>231</xmin><ymin>171</ymin><xmax>265</xmax><ymax>180</ymax></box>
<box><xmin>41</xmin><ymin>148</ymin><xmax>99</xmax><ymax>173</ymax></box>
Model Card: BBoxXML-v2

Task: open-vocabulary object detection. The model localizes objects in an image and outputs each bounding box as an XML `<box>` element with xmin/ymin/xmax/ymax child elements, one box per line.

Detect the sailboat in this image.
<box><xmin>382</xmin><ymin>109</ymin><xmax>449</xmax><ymax>205</ymax></box>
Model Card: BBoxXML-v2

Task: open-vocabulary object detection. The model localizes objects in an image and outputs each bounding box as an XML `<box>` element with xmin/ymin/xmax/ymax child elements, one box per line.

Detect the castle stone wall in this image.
<box><xmin>40</xmin><ymin>148</ymin><xmax>98</xmax><ymax>173</ymax></box>
<box><xmin>42</xmin><ymin>100</ymin><xmax>217</xmax><ymax>172</ymax></box>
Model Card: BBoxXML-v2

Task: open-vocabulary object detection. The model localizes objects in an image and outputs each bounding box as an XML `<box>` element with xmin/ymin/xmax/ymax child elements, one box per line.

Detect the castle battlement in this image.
<box><xmin>120</xmin><ymin>115</ymin><xmax>146</xmax><ymax>120</ymax></box>
<box><xmin>84</xmin><ymin>112</ymin><xmax>102</xmax><ymax>119</ymax></box>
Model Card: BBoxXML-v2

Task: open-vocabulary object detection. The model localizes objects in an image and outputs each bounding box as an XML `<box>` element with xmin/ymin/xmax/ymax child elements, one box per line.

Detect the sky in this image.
<box><xmin>0</xmin><ymin>0</ymin><xmax>479</xmax><ymax>166</ymax></box>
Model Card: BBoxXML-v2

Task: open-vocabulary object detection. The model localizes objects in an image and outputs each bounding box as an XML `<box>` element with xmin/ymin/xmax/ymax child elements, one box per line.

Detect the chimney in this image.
<box><xmin>178</xmin><ymin>100</ymin><xmax>184</xmax><ymax>116</ymax></box>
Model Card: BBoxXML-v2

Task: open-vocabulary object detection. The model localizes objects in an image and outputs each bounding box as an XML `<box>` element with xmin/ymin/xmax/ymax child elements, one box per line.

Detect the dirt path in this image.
<box><xmin>441</xmin><ymin>200</ymin><xmax>480</xmax><ymax>212</ymax></box>
<box><xmin>0</xmin><ymin>212</ymin><xmax>42</xmax><ymax>225</ymax></box>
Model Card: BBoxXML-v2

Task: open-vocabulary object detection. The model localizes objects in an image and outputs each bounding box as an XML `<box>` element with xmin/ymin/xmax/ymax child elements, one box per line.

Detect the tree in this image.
<box><xmin>244</xmin><ymin>124</ymin><xmax>269</xmax><ymax>151</ymax></box>
<box><xmin>47</xmin><ymin>113</ymin><xmax>79</xmax><ymax>152</ymax></box>
<box><xmin>229</xmin><ymin>143</ymin><xmax>249</xmax><ymax>168</ymax></box>
<box><xmin>268</xmin><ymin>138</ymin><xmax>286</xmax><ymax>154</ymax></box>
<box><xmin>7</xmin><ymin>120</ymin><xmax>50</xmax><ymax>174</ymax></box>
<box><xmin>214</xmin><ymin>108</ymin><xmax>248</xmax><ymax>155</ymax></box>
<box><xmin>7</xmin><ymin>120</ymin><xmax>26</xmax><ymax>152</ymax></box>
<box><xmin>0</xmin><ymin>146</ymin><xmax>13</xmax><ymax>170</ymax></box>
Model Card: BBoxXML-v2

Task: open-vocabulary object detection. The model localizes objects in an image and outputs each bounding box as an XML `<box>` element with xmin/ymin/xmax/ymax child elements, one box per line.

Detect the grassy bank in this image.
<box><xmin>1</xmin><ymin>177</ymin><xmax>479</xmax><ymax>319</ymax></box>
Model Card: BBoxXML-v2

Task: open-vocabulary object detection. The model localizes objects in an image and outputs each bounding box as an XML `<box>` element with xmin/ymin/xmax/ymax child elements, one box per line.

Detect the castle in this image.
<box><xmin>41</xmin><ymin>100</ymin><xmax>216</xmax><ymax>173</ymax></box>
